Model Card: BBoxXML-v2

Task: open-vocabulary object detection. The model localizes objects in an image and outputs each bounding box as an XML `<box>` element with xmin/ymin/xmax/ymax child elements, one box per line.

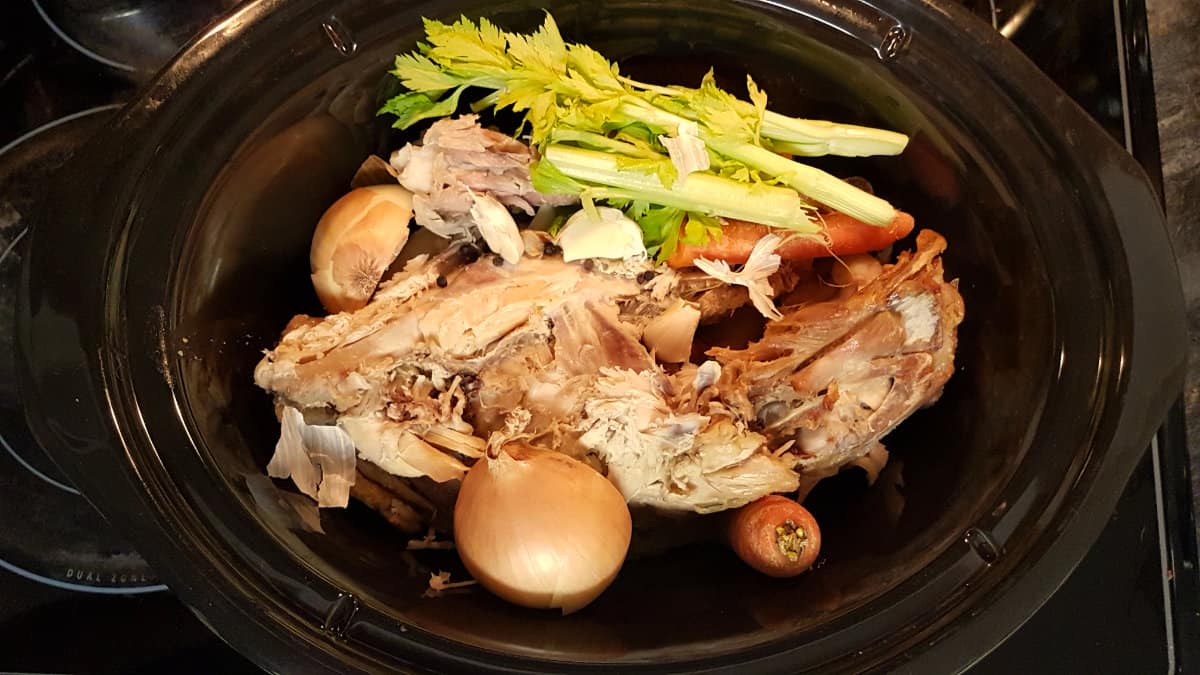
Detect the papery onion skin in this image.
<box><xmin>454</xmin><ymin>444</ymin><xmax>632</xmax><ymax>614</ymax></box>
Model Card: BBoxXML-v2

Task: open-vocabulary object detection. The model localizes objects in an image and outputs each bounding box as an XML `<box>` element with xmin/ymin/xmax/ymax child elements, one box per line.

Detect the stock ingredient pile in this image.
<box><xmin>254</xmin><ymin>13</ymin><xmax>965</xmax><ymax>613</ymax></box>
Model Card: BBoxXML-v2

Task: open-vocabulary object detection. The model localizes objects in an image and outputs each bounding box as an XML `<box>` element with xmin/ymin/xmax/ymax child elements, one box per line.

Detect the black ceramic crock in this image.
<box><xmin>16</xmin><ymin>0</ymin><xmax>1186</xmax><ymax>672</ymax></box>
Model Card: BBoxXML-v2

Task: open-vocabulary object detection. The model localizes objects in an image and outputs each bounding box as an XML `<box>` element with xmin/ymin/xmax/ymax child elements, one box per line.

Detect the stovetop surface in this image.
<box><xmin>0</xmin><ymin>0</ymin><xmax>1196</xmax><ymax>673</ymax></box>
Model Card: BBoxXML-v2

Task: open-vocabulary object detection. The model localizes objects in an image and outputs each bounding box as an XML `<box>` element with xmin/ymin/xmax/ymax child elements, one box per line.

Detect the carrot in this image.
<box><xmin>667</xmin><ymin>210</ymin><xmax>915</xmax><ymax>268</ymax></box>
<box><xmin>725</xmin><ymin>495</ymin><xmax>821</xmax><ymax>577</ymax></box>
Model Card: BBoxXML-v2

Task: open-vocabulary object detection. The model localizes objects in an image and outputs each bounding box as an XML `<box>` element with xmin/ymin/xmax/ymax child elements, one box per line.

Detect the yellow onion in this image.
<box><xmin>309</xmin><ymin>185</ymin><xmax>413</xmax><ymax>313</ymax></box>
<box><xmin>454</xmin><ymin>443</ymin><xmax>632</xmax><ymax>614</ymax></box>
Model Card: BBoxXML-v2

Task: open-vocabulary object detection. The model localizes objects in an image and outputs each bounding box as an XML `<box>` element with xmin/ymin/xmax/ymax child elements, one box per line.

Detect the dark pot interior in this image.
<box><xmin>174</xmin><ymin>0</ymin><xmax>1053</xmax><ymax>661</ymax></box>
<box><xmin>19</xmin><ymin>0</ymin><xmax>1182</xmax><ymax>672</ymax></box>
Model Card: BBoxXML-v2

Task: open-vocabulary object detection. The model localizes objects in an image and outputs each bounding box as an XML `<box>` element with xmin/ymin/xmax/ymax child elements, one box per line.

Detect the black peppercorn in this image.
<box><xmin>637</xmin><ymin>270</ymin><xmax>656</xmax><ymax>284</ymax></box>
<box><xmin>492</xmin><ymin>255</ymin><xmax>505</xmax><ymax>267</ymax></box>
<box><xmin>581</xmin><ymin>259</ymin><xmax>595</xmax><ymax>271</ymax></box>
<box><xmin>459</xmin><ymin>244</ymin><xmax>480</xmax><ymax>263</ymax></box>
<box><xmin>543</xmin><ymin>242</ymin><xmax>561</xmax><ymax>257</ymax></box>
<box><xmin>436</xmin><ymin>275</ymin><xmax>448</xmax><ymax>288</ymax></box>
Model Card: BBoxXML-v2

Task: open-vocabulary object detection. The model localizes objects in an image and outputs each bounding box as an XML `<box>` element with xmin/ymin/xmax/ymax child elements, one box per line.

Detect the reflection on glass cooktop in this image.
<box><xmin>0</xmin><ymin>104</ymin><xmax>165</xmax><ymax>594</ymax></box>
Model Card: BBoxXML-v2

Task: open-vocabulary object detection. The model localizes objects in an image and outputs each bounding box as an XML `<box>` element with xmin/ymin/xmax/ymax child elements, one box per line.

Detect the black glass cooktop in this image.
<box><xmin>0</xmin><ymin>0</ymin><xmax>1195</xmax><ymax>673</ymax></box>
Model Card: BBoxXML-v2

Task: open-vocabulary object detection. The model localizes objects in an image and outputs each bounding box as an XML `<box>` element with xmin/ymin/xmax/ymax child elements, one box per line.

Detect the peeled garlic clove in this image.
<box><xmin>520</xmin><ymin>229</ymin><xmax>550</xmax><ymax>258</ymax></box>
<box><xmin>468</xmin><ymin>191</ymin><xmax>524</xmax><ymax>264</ymax></box>
<box><xmin>830</xmin><ymin>253</ymin><xmax>883</xmax><ymax>293</ymax></box>
<box><xmin>339</xmin><ymin>416</ymin><xmax>468</xmax><ymax>483</ymax></box>
<box><xmin>642</xmin><ymin>298</ymin><xmax>701</xmax><ymax>363</ymax></box>
<box><xmin>557</xmin><ymin>207</ymin><xmax>646</xmax><ymax>262</ymax></box>
<box><xmin>310</xmin><ymin>185</ymin><xmax>414</xmax><ymax>313</ymax></box>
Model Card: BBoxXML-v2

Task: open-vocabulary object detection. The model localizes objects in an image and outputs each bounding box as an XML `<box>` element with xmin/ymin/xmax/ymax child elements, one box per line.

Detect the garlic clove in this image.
<box><xmin>310</xmin><ymin>185</ymin><xmax>414</xmax><ymax>313</ymax></box>
<box><xmin>642</xmin><ymin>298</ymin><xmax>702</xmax><ymax>363</ymax></box>
<box><xmin>421</xmin><ymin>425</ymin><xmax>486</xmax><ymax>459</ymax></box>
<box><xmin>390</xmin><ymin>144</ymin><xmax>436</xmax><ymax>194</ymax></box>
<box><xmin>339</xmin><ymin>417</ymin><xmax>468</xmax><ymax>483</ymax></box>
<box><xmin>468</xmin><ymin>191</ymin><xmax>524</xmax><ymax>264</ymax></box>
<box><xmin>556</xmin><ymin>207</ymin><xmax>646</xmax><ymax>263</ymax></box>
<box><xmin>830</xmin><ymin>253</ymin><xmax>884</xmax><ymax>295</ymax></box>
<box><xmin>520</xmin><ymin>229</ymin><xmax>550</xmax><ymax>258</ymax></box>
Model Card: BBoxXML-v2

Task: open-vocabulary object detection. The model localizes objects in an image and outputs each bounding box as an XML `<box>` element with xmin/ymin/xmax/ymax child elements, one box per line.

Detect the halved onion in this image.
<box><xmin>310</xmin><ymin>185</ymin><xmax>414</xmax><ymax>313</ymax></box>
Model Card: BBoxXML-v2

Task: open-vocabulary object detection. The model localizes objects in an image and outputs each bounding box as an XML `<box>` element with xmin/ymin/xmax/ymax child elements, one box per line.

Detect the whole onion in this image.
<box><xmin>453</xmin><ymin>444</ymin><xmax>632</xmax><ymax>614</ymax></box>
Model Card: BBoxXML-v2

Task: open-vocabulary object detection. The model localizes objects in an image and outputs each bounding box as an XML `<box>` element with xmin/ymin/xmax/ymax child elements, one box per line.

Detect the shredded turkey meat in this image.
<box><xmin>389</xmin><ymin>115</ymin><xmax>576</xmax><ymax>256</ymax></box>
<box><xmin>255</xmin><ymin>229</ymin><xmax>964</xmax><ymax>521</ymax></box>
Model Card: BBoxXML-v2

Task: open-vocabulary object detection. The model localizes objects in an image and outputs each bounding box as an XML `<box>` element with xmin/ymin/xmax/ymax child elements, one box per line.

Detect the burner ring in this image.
<box><xmin>0</xmin><ymin>226</ymin><xmax>74</xmax><ymax>495</ymax></box>
<box><xmin>0</xmin><ymin>105</ymin><xmax>164</xmax><ymax>594</ymax></box>
<box><xmin>0</xmin><ymin>423</ymin><xmax>78</xmax><ymax>495</ymax></box>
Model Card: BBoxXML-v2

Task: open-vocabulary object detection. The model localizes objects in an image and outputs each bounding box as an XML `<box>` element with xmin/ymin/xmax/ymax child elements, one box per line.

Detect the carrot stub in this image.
<box><xmin>725</xmin><ymin>495</ymin><xmax>822</xmax><ymax>578</ymax></box>
<box><xmin>668</xmin><ymin>210</ymin><xmax>915</xmax><ymax>268</ymax></box>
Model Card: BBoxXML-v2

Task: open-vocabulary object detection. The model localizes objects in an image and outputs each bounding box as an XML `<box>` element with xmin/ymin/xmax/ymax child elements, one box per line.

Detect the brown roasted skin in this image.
<box><xmin>708</xmin><ymin>230</ymin><xmax>964</xmax><ymax>475</ymax></box>
<box><xmin>677</xmin><ymin>261</ymin><xmax>813</xmax><ymax>325</ymax></box>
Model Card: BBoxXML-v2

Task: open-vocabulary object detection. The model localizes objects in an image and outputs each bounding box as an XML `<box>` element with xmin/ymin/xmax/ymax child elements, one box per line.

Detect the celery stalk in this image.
<box><xmin>548</xmin><ymin>129</ymin><xmax>661</xmax><ymax>158</ymax></box>
<box><xmin>616</xmin><ymin>97</ymin><xmax>690</xmax><ymax>132</ymax></box>
<box><xmin>543</xmin><ymin>145</ymin><xmax>818</xmax><ymax>231</ymax></box>
<box><xmin>383</xmin><ymin>13</ymin><xmax>909</xmax><ymax>232</ymax></box>
<box><xmin>705</xmin><ymin>137</ymin><xmax>897</xmax><ymax>226</ymax></box>
<box><xmin>766</xmin><ymin>139</ymin><xmax>836</xmax><ymax>157</ymax></box>
<box><xmin>757</xmin><ymin>110</ymin><xmax>909</xmax><ymax>157</ymax></box>
<box><xmin>623</xmin><ymin>81</ymin><xmax>908</xmax><ymax>157</ymax></box>
<box><xmin>619</xmin><ymin>96</ymin><xmax>897</xmax><ymax>225</ymax></box>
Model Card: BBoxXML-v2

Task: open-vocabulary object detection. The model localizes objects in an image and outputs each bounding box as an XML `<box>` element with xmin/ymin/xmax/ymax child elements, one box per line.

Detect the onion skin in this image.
<box><xmin>725</xmin><ymin>495</ymin><xmax>821</xmax><ymax>577</ymax></box>
<box><xmin>310</xmin><ymin>185</ymin><xmax>413</xmax><ymax>313</ymax></box>
<box><xmin>454</xmin><ymin>444</ymin><xmax>632</xmax><ymax>614</ymax></box>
